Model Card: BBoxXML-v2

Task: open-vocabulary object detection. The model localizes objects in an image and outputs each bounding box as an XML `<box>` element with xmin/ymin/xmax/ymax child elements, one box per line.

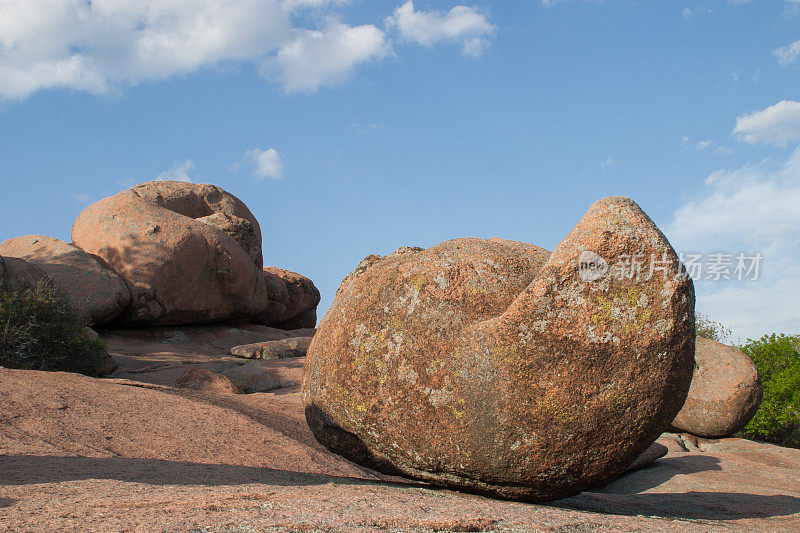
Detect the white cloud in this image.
<box><xmin>600</xmin><ymin>156</ymin><xmax>615</xmax><ymax>171</ymax></box>
<box><xmin>774</xmin><ymin>39</ymin><xmax>800</xmax><ymax>67</ymax></box>
<box><xmin>0</xmin><ymin>0</ymin><xmax>295</xmax><ymax>99</ymax></box>
<box><xmin>386</xmin><ymin>1</ymin><xmax>494</xmax><ymax>57</ymax></box>
<box><xmin>281</xmin><ymin>0</ymin><xmax>351</xmax><ymax>11</ymax></box>
<box><xmin>156</xmin><ymin>159</ymin><xmax>195</xmax><ymax>182</ymax></box>
<box><xmin>665</xmin><ymin>148</ymin><xmax>800</xmax><ymax>339</ymax></box>
<box><xmin>3</xmin><ymin>0</ymin><xmax>489</xmax><ymax>99</ymax></box>
<box><xmin>246</xmin><ymin>148</ymin><xmax>282</xmax><ymax>179</ymax></box>
<box><xmin>733</xmin><ymin>100</ymin><xmax>800</xmax><ymax>146</ymax></box>
<box><xmin>715</xmin><ymin>145</ymin><xmax>734</xmax><ymax>155</ymax></box>
<box><xmin>682</xmin><ymin>7</ymin><xmax>692</xmax><ymax>19</ymax></box>
<box><xmin>71</xmin><ymin>192</ymin><xmax>92</xmax><ymax>203</ymax></box>
<box><xmin>696</xmin><ymin>139</ymin><xmax>712</xmax><ymax>150</ymax></box>
<box><xmin>262</xmin><ymin>21</ymin><xmax>389</xmax><ymax>93</ymax></box>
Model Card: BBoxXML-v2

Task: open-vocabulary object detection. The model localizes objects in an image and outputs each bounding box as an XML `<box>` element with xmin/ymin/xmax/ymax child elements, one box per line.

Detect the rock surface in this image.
<box><xmin>259</xmin><ymin>267</ymin><xmax>321</xmax><ymax>328</ymax></box>
<box><xmin>231</xmin><ymin>336</ymin><xmax>313</xmax><ymax>359</ymax></box>
<box><xmin>71</xmin><ymin>181</ymin><xmax>271</xmax><ymax>326</ymax></box>
<box><xmin>0</xmin><ymin>235</ymin><xmax>130</xmax><ymax>325</ymax></box>
<box><xmin>222</xmin><ymin>357</ymin><xmax>303</xmax><ymax>392</ymax></box>
<box><xmin>175</xmin><ymin>368</ymin><xmax>241</xmax><ymax>394</ymax></box>
<box><xmin>672</xmin><ymin>336</ymin><xmax>763</xmax><ymax>438</ymax></box>
<box><xmin>1</xmin><ymin>366</ymin><xmax>799</xmax><ymax>532</ymax></box>
<box><xmin>101</xmin><ymin>323</ymin><xmax>315</xmax><ymax>387</ymax></box>
<box><xmin>0</xmin><ymin>255</ymin><xmax>51</xmax><ymax>286</ymax></box>
<box><xmin>304</xmin><ymin>197</ymin><xmax>696</xmax><ymax>501</ymax></box>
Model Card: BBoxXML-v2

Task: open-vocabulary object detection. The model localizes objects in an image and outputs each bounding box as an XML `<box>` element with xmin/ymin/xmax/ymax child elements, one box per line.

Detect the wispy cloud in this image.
<box><xmin>600</xmin><ymin>156</ymin><xmax>615</xmax><ymax>171</ymax></box>
<box><xmin>733</xmin><ymin>100</ymin><xmax>800</xmax><ymax>146</ymax></box>
<box><xmin>385</xmin><ymin>1</ymin><xmax>495</xmax><ymax>57</ymax></box>
<box><xmin>665</xmin><ymin>147</ymin><xmax>800</xmax><ymax>339</ymax></box>
<box><xmin>262</xmin><ymin>21</ymin><xmax>390</xmax><ymax>93</ymax></box>
<box><xmin>156</xmin><ymin>159</ymin><xmax>195</xmax><ymax>182</ymax></box>
<box><xmin>696</xmin><ymin>139</ymin><xmax>712</xmax><ymax>150</ymax></box>
<box><xmin>245</xmin><ymin>148</ymin><xmax>283</xmax><ymax>179</ymax></box>
<box><xmin>774</xmin><ymin>39</ymin><xmax>800</xmax><ymax>67</ymax></box>
<box><xmin>350</xmin><ymin>122</ymin><xmax>385</xmax><ymax>135</ymax></box>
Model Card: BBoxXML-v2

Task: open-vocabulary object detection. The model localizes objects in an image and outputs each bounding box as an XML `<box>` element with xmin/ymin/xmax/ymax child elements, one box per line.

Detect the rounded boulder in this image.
<box><xmin>0</xmin><ymin>235</ymin><xmax>130</xmax><ymax>325</ymax></box>
<box><xmin>671</xmin><ymin>336</ymin><xmax>762</xmax><ymax>438</ymax></box>
<box><xmin>71</xmin><ymin>181</ymin><xmax>270</xmax><ymax>326</ymax></box>
<box><xmin>303</xmin><ymin>197</ymin><xmax>696</xmax><ymax>501</ymax></box>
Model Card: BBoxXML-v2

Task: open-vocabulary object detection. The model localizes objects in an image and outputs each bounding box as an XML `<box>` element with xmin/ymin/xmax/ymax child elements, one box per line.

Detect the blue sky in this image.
<box><xmin>1</xmin><ymin>0</ymin><xmax>799</xmax><ymax>339</ymax></box>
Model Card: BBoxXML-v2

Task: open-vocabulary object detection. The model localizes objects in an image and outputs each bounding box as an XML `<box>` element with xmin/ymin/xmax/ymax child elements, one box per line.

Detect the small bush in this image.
<box><xmin>696</xmin><ymin>314</ymin><xmax>732</xmax><ymax>343</ymax></box>
<box><xmin>739</xmin><ymin>334</ymin><xmax>800</xmax><ymax>448</ymax></box>
<box><xmin>0</xmin><ymin>277</ymin><xmax>106</xmax><ymax>376</ymax></box>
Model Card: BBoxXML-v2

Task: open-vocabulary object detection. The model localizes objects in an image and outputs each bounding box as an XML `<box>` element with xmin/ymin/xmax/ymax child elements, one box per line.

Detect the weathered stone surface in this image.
<box><xmin>0</xmin><ymin>235</ymin><xmax>130</xmax><ymax>325</ymax></box>
<box><xmin>71</xmin><ymin>181</ymin><xmax>271</xmax><ymax>326</ymax></box>
<box><xmin>0</xmin><ymin>255</ymin><xmax>51</xmax><ymax>286</ymax></box>
<box><xmin>277</xmin><ymin>308</ymin><xmax>317</xmax><ymax>330</ymax></box>
<box><xmin>84</xmin><ymin>327</ymin><xmax>119</xmax><ymax>377</ymax></box>
<box><xmin>231</xmin><ymin>336</ymin><xmax>312</xmax><ymax>359</ymax></box>
<box><xmin>304</xmin><ymin>196</ymin><xmax>696</xmax><ymax>501</ymax></box>
<box><xmin>222</xmin><ymin>357</ymin><xmax>303</xmax><ymax>392</ymax></box>
<box><xmin>2</xmin><ymin>367</ymin><xmax>800</xmax><ymax>531</ymax></box>
<box><xmin>102</xmin><ymin>324</ymin><xmax>315</xmax><ymax>387</ymax></box>
<box><xmin>257</xmin><ymin>267</ymin><xmax>321</xmax><ymax>328</ymax></box>
<box><xmin>176</xmin><ymin>368</ymin><xmax>241</xmax><ymax>394</ymax></box>
<box><xmin>672</xmin><ymin>336</ymin><xmax>763</xmax><ymax>438</ymax></box>
<box><xmin>626</xmin><ymin>442</ymin><xmax>668</xmax><ymax>471</ymax></box>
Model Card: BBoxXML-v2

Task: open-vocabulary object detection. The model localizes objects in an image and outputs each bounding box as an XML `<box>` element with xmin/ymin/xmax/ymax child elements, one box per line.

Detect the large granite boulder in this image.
<box><xmin>303</xmin><ymin>196</ymin><xmax>696</xmax><ymax>501</ymax></box>
<box><xmin>71</xmin><ymin>181</ymin><xmax>271</xmax><ymax>326</ymax></box>
<box><xmin>0</xmin><ymin>235</ymin><xmax>130</xmax><ymax>325</ymax></box>
<box><xmin>671</xmin><ymin>336</ymin><xmax>762</xmax><ymax>438</ymax></box>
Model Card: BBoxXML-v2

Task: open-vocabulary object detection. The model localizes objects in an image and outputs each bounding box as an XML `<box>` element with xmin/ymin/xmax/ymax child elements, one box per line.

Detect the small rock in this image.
<box><xmin>671</xmin><ymin>336</ymin><xmax>763</xmax><ymax>438</ymax></box>
<box><xmin>626</xmin><ymin>442</ymin><xmax>669</xmax><ymax>471</ymax></box>
<box><xmin>222</xmin><ymin>358</ymin><xmax>303</xmax><ymax>393</ymax></box>
<box><xmin>176</xmin><ymin>368</ymin><xmax>241</xmax><ymax>394</ymax></box>
<box><xmin>231</xmin><ymin>336</ymin><xmax>313</xmax><ymax>359</ymax></box>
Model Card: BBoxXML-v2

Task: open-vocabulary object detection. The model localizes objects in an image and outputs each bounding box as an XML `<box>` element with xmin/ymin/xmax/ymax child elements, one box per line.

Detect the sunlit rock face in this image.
<box><xmin>304</xmin><ymin>196</ymin><xmax>695</xmax><ymax>501</ymax></box>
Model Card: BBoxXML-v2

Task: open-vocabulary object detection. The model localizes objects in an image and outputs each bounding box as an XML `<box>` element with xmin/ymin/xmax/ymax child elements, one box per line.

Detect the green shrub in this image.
<box><xmin>739</xmin><ymin>334</ymin><xmax>800</xmax><ymax>448</ymax></box>
<box><xmin>0</xmin><ymin>277</ymin><xmax>106</xmax><ymax>376</ymax></box>
<box><xmin>696</xmin><ymin>313</ymin><xmax>732</xmax><ymax>343</ymax></box>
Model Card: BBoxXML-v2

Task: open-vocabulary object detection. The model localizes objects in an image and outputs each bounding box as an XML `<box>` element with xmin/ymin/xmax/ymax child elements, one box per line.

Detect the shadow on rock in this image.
<box><xmin>554</xmin><ymin>454</ymin><xmax>800</xmax><ymax>520</ymax></box>
<box><xmin>558</xmin><ymin>491</ymin><xmax>800</xmax><ymax>520</ymax></box>
<box><xmin>596</xmin><ymin>455</ymin><xmax>723</xmax><ymax>495</ymax></box>
<box><xmin>0</xmin><ymin>455</ymin><xmax>423</xmax><ymax>490</ymax></box>
<box><xmin>0</xmin><ymin>498</ymin><xmax>16</xmax><ymax>508</ymax></box>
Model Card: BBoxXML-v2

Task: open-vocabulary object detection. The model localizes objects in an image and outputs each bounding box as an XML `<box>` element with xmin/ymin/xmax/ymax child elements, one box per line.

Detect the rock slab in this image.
<box><xmin>0</xmin><ymin>235</ymin><xmax>130</xmax><ymax>325</ymax></box>
<box><xmin>231</xmin><ymin>336</ymin><xmax>313</xmax><ymax>359</ymax></box>
<box><xmin>303</xmin><ymin>196</ymin><xmax>696</xmax><ymax>501</ymax></box>
<box><xmin>176</xmin><ymin>368</ymin><xmax>241</xmax><ymax>394</ymax></box>
<box><xmin>672</xmin><ymin>336</ymin><xmax>763</xmax><ymax>438</ymax></box>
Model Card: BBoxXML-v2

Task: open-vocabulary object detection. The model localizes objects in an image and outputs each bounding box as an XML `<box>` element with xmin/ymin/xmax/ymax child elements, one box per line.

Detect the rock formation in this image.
<box><xmin>70</xmin><ymin>181</ymin><xmax>318</xmax><ymax>327</ymax></box>
<box><xmin>303</xmin><ymin>196</ymin><xmax>696</xmax><ymax>501</ymax></box>
<box><xmin>672</xmin><ymin>336</ymin><xmax>763</xmax><ymax>438</ymax></box>
<box><xmin>0</xmin><ymin>235</ymin><xmax>130</xmax><ymax>325</ymax></box>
